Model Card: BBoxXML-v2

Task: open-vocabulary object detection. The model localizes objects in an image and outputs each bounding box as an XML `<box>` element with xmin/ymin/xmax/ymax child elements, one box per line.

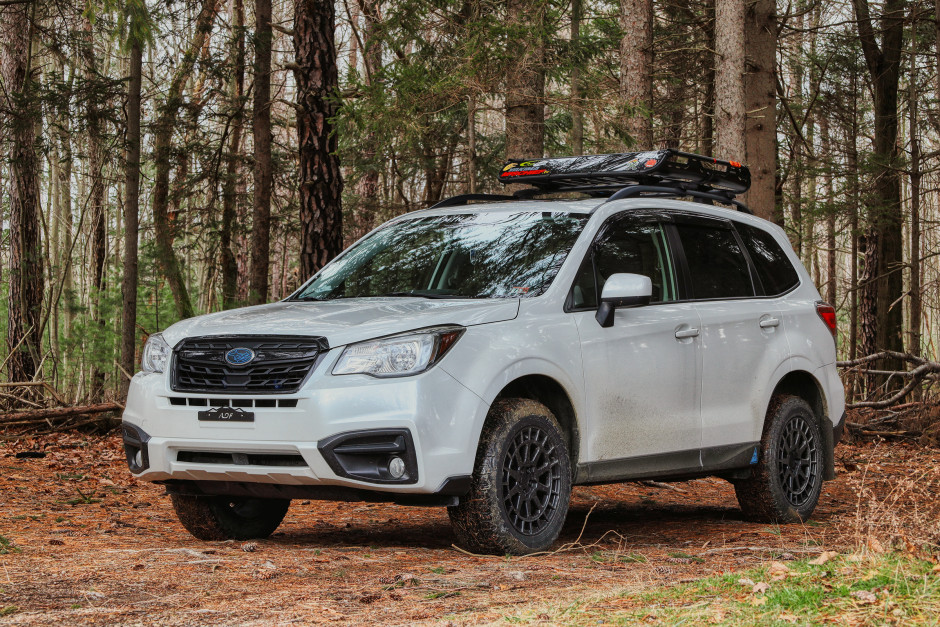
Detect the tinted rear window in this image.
<box><xmin>737</xmin><ymin>224</ymin><xmax>800</xmax><ymax>296</ymax></box>
<box><xmin>676</xmin><ymin>224</ymin><xmax>754</xmax><ymax>299</ymax></box>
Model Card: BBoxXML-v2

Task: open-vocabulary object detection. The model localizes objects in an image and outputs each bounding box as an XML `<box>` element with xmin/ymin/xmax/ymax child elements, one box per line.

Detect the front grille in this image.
<box><xmin>171</xmin><ymin>335</ymin><xmax>327</xmax><ymax>394</ymax></box>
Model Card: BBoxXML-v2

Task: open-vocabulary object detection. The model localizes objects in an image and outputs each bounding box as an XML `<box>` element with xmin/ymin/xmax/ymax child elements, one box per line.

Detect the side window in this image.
<box><xmin>569</xmin><ymin>220</ymin><xmax>677</xmax><ymax>309</ymax></box>
<box><xmin>737</xmin><ymin>223</ymin><xmax>800</xmax><ymax>296</ymax></box>
<box><xmin>675</xmin><ymin>223</ymin><xmax>754</xmax><ymax>300</ymax></box>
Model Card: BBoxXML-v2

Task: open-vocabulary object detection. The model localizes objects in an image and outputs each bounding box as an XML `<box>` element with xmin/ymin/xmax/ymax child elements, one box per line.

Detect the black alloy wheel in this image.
<box><xmin>500</xmin><ymin>425</ymin><xmax>564</xmax><ymax>536</ymax></box>
<box><xmin>448</xmin><ymin>398</ymin><xmax>572</xmax><ymax>555</ymax></box>
<box><xmin>734</xmin><ymin>395</ymin><xmax>825</xmax><ymax>523</ymax></box>
<box><xmin>776</xmin><ymin>413</ymin><xmax>820</xmax><ymax>507</ymax></box>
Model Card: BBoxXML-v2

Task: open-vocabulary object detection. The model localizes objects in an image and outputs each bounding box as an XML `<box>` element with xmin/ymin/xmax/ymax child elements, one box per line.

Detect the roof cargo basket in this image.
<box><xmin>499</xmin><ymin>149</ymin><xmax>751</xmax><ymax>196</ymax></box>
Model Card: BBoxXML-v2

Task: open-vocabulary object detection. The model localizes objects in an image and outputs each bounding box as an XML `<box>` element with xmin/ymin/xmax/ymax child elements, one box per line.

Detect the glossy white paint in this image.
<box><xmin>600</xmin><ymin>273</ymin><xmax>653</xmax><ymax>302</ymax></box>
<box><xmin>123</xmin><ymin>196</ymin><xmax>845</xmax><ymax>495</ymax></box>
<box><xmin>574</xmin><ymin>302</ymin><xmax>702</xmax><ymax>460</ymax></box>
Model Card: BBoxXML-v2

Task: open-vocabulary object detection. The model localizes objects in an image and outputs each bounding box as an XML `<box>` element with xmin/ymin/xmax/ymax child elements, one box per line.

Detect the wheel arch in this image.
<box><xmin>486</xmin><ymin>373</ymin><xmax>582</xmax><ymax>469</ymax></box>
<box><xmin>766</xmin><ymin>368</ymin><xmax>835</xmax><ymax>480</ymax></box>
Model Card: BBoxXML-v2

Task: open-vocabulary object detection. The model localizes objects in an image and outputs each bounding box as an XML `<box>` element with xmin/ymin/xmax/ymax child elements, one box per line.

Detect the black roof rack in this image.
<box><xmin>428</xmin><ymin>149</ymin><xmax>753</xmax><ymax>213</ymax></box>
<box><xmin>499</xmin><ymin>149</ymin><xmax>750</xmax><ymax>195</ymax></box>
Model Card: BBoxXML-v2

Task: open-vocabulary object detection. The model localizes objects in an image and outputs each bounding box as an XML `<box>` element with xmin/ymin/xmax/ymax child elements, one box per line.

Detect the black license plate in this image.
<box><xmin>198</xmin><ymin>407</ymin><xmax>255</xmax><ymax>422</ymax></box>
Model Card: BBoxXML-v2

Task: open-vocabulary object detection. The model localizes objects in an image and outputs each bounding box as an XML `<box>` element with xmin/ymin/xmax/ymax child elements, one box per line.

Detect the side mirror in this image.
<box><xmin>595</xmin><ymin>273</ymin><xmax>652</xmax><ymax>328</ymax></box>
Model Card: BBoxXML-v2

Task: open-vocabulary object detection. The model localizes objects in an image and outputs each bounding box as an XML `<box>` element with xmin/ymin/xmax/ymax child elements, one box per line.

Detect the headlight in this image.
<box><xmin>332</xmin><ymin>326</ymin><xmax>464</xmax><ymax>378</ymax></box>
<box><xmin>141</xmin><ymin>333</ymin><xmax>171</xmax><ymax>373</ymax></box>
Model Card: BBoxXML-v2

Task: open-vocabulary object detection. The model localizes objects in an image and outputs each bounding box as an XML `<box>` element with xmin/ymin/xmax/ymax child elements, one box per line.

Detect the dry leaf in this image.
<box><xmin>768</xmin><ymin>561</ymin><xmax>790</xmax><ymax>581</ymax></box>
<box><xmin>868</xmin><ymin>538</ymin><xmax>885</xmax><ymax>554</ymax></box>
<box><xmin>851</xmin><ymin>590</ymin><xmax>877</xmax><ymax>605</ymax></box>
<box><xmin>752</xmin><ymin>581</ymin><xmax>770</xmax><ymax>594</ymax></box>
<box><xmin>737</xmin><ymin>577</ymin><xmax>755</xmax><ymax>587</ymax></box>
<box><xmin>809</xmin><ymin>551</ymin><xmax>838</xmax><ymax>565</ymax></box>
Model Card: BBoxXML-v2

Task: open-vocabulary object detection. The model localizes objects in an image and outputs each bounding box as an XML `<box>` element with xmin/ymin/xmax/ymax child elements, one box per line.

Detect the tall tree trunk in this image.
<box><xmin>120</xmin><ymin>39</ymin><xmax>143</xmax><ymax>398</ymax></box>
<box><xmin>852</xmin><ymin>0</ymin><xmax>905</xmax><ymax>366</ymax></box>
<box><xmin>2</xmin><ymin>2</ymin><xmax>44</xmax><ymax>382</ymax></box>
<box><xmin>248</xmin><ymin>0</ymin><xmax>274</xmax><ymax>305</ymax></box>
<box><xmin>505</xmin><ymin>0</ymin><xmax>545</xmax><ymax>159</ymax></box>
<box><xmin>467</xmin><ymin>94</ymin><xmax>477</xmax><ymax>193</ymax></box>
<box><xmin>151</xmin><ymin>0</ymin><xmax>219</xmax><ymax>321</ymax></box>
<box><xmin>352</xmin><ymin>0</ymin><xmax>381</xmax><ymax>238</ymax></box>
<box><xmin>294</xmin><ymin>0</ymin><xmax>344</xmax><ymax>279</ymax></box>
<box><xmin>743</xmin><ymin>0</ymin><xmax>776</xmax><ymax>220</ymax></box>
<box><xmin>908</xmin><ymin>32</ymin><xmax>921</xmax><ymax>359</ymax></box>
<box><xmin>619</xmin><ymin>0</ymin><xmax>653</xmax><ymax>148</ymax></box>
<box><xmin>569</xmin><ymin>0</ymin><xmax>583</xmax><ymax>155</ymax></box>
<box><xmin>700</xmin><ymin>0</ymin><xmax>715</xmax><ymax>156</ymax></box>
<box><xmin>221</xmin><ymin>0</ymin><xmax>246</xmax><ymax>309</ymax></box>
<box><xmin>83</xmin><ymin>15</ymin><xmax>107</xmax><ymax>397</ymax></box>
<box><xmin>821</xmin><ymin>115</ymin><xmax>836</xmax><ymax>305</ymax></box>
<box><xmin>714</xmin><ymin>0</ymin><xmax>745</xmax><ymax>160</ymax></box>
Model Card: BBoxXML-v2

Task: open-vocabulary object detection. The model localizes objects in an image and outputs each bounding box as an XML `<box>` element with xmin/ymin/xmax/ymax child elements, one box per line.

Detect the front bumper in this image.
<box><xmin>121</xmin><ymin>352</ymin><xmax>489</xmax><ymax>495</ymax></box>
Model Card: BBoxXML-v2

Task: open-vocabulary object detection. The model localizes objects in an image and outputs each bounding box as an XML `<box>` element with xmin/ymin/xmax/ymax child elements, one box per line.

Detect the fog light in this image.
<box><xmin>134</xmin><ymin>450</ymin><xmax>143</xmax><ymax>469</ymax></box>
<box><xmin>388</xmin><ymin>456</ymin><xmax>406</xmax><ymax>479</ymax></box>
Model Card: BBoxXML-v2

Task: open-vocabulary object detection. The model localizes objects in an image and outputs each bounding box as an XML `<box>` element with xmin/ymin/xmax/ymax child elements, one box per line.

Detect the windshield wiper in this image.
<box><xmin>379</xmin><ymin>291</ymin><xmax>463</xmax><ymax>299</ymax></box>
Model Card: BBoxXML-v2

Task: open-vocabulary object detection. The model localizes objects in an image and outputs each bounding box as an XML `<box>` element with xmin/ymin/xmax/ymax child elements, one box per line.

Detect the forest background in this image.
<box><xmin>0</xmin><ymin>0</ymin><xmax>934</xmax><ymax>407</ymax></box>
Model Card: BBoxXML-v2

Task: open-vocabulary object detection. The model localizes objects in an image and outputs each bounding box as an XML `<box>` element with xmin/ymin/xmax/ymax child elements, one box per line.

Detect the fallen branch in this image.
<box><xmin>837</xmin><ymin>351</ymin><xmax>940</xmax><ymax>409</ymax></box>
<box><xmin>0</xmin><ymin>402</ymin><xmax>121</xmax><ymax>422</ymax></box>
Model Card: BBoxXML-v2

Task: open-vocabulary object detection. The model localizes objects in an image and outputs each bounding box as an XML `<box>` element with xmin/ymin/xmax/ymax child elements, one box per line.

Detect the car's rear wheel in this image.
<box><xmin>734</xmin><ymin>395</ymin><xmax>823</xmax><ymax>523</ymax></box>
<box><xmin>448</xmin><ymin>398</ymin><xmax>571</xmax><ymax>555</ymax></box>
<box><xmin>171</xmin><ymin>494</ymin><xmax>290</xmax><ymax>541</ymax></box>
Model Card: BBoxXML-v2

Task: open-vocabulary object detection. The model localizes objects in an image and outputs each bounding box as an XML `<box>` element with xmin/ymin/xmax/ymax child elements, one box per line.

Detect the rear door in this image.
<box><xmin>570</xmin><ymin>212</ymin><xmax>703</xmax><ymax>479</ymax></box>
<box><xmin>671</xmin><ymin>216</ymin><xmax>791</xmax><ymax>457</ymax></box>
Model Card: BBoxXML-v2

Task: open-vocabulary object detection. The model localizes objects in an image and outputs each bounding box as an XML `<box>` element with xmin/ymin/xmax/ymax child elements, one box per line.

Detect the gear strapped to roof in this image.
<box><xmin>499</xmin><ymin>149</ymin><xmax>750</xmax><ymax>195</ymax></box>
<box><xmin>429</xmin><ymin>149</ymin><xmax>753</xmax><ymax>213</ymax></box>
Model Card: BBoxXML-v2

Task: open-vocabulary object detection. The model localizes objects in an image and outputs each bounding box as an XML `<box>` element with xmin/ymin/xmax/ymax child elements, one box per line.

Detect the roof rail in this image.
<box><xmin>598</xmin><ymin>185</ymin><xmax>753</xmax><ymax>214</ymax></box>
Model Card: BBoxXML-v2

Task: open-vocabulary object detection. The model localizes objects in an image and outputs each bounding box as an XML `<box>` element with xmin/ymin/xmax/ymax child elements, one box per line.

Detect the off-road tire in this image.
<box><xmin>171</xmin><ymin>494</ymin><xmax>290</xmax><ymax>541</ymax></box>
<box><xmin>734</xmin><ymin>395</ymin><xmax>823</xmax><ymax>523</ymax></box>
<box><xmin>448</xmin><ymin>398</ymin><xmax>571</xmax><ymax>555</ymax></box>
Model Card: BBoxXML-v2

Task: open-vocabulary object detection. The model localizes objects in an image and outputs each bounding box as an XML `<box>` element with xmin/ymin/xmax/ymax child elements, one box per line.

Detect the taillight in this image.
<box><xmin>815</xmin><ymin>302</ymin><xmax>837</xmax><ymax>337</ymax></box>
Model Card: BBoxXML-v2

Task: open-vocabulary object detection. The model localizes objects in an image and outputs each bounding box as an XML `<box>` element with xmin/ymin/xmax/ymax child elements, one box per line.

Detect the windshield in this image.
<box><xmin>292</xmin><ymin>211</ymin><xmax>589</xmax><ymax>300</ymax></box>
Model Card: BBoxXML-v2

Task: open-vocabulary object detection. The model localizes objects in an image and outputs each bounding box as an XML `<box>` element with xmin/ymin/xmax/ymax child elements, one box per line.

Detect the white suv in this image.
<box><xmin>122</xmin><ymin>151</ymin><xmax>845</xmax><ymax>554</ymax></box>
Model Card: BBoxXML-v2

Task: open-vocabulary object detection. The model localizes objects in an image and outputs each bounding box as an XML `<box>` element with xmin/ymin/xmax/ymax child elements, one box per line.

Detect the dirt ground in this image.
<box><xmin>0</xmin><ymin>431</ymin><xmax>938</xmax><ymax>625</ymax></box>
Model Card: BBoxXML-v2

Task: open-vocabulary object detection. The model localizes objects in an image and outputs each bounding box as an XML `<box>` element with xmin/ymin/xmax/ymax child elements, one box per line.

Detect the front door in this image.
<box><xmin>570</xmin><ymin>214</ymin><xmax>702</xmax><ymax>482</ymax></box>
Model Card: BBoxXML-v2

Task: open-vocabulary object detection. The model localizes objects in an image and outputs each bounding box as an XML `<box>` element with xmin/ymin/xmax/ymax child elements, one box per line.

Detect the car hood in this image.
<box><xmin>160</xmin><ymin>298</ymin><xmax>521</xmax><ymax>348</ymax></box>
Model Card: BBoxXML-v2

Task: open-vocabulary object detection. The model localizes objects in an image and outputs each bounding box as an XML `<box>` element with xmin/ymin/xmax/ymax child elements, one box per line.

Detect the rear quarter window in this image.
<box><xmin>737</xmin><ymin>223</ymin><xmax>800</xmax><ymax>296</ymax></box>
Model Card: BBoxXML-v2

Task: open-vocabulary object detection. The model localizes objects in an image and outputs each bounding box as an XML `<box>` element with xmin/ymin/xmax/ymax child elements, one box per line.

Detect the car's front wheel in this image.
<box><xmin>171</xmin><ymin>494</ymin><xmax>290</xmax><ymax>541</ymax></box>
<box><xmin>448</xmin><ymin>398</ymin><xmax>571</xmax><ymax>555</ymax></box>
<box><xmin>734</xmin><ymin>395</ymin><xmax>824</xmax><ymax>523</ymax></box>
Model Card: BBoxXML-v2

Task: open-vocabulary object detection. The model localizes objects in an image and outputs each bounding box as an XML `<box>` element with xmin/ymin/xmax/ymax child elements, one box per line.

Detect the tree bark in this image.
<box><xmin>851</xmin><ymin>0</ymin><xmax>905</xmax><ymax>364</ymax></box>
<box><xmin>151</xmin><ymin>0</ymin><xmax>219</xmax><ymax>321</ymax></box>
<box><xmin>714</xmin><ymin>0</ymin><xmax>746</xmax><ymax>161</ymax></box>
<box><xmin>619</xmin><ymin>0</ymin><xmax>653</xmax><ymax>148</ymax></box>
<box><xmin>83</xmin><ymin>14</ymin><xmax>107</xmax><ymax>397</ymax></box>
<box><xmin>570</xmin><ymin>0</ymin><xmax>583</xmax><ymax>155</ymax></box>
<box><xmin>248</xmin><ymin>0</ymin><xmax>274</xmax><ymax>305</ymax></box>
<box><xmin>352</xmin><ymin>0</ymin><xmax>381</xmax><ymax>239</ymax></box>
<box><xmin>743</xmin><ymin>0</ymin><xmax>776</xmax><ymax>220</ymax></box>
<box><xmin>294</xmin><ymin>0</ymin><xmax>344</xmax><ymax>279</ymax></box>
<box><xmin>221</xmin><ymin>0</ymin><xmax>246</xmax><ymax>310</ymax></box>
<box><xmin>908</xmin><ymin>30</ymin><xmax>921</xmax><ymax>359</ymax></box>
<box><xmin>120</xmin><ymin>40</ymin><xmax>143</xmax><ymax>398</ymax></box>
<box><xmin>2</xmin><ymin>1</ymin><xmax>44</xmax><ymax>382</ymax></box>
<box><xmin>504</xmin><ymin>0</ymin><xmax>545</xmax><ymax>159</ymax></box>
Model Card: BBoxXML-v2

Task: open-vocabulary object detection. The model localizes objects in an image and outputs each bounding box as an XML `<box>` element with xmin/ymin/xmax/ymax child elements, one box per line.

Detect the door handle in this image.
<box><xmin>675</xmin><ymin>327</ymin><xmax>700</xmax><ymax>339</ymax></box>
<box><xmin>759</xmin><ymin>316</ymin><xmax>780</xmax><ymax>329</ymax></box>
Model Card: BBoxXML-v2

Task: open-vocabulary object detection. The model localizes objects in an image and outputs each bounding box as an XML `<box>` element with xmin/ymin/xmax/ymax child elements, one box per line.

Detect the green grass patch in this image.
<box><xmin>0</xmin><ymin>606</ymin><xmax>18</xmax><ymax>617</ymax></box>
<box><xmin>0</xmin><ymin>535</ymin><xmax>19</xmax><ymax>555</ymax></box>
<box><xmin>504</xmin><ymin>551</ymin><xmax>940</xmax><ymax>625</ymax></box>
